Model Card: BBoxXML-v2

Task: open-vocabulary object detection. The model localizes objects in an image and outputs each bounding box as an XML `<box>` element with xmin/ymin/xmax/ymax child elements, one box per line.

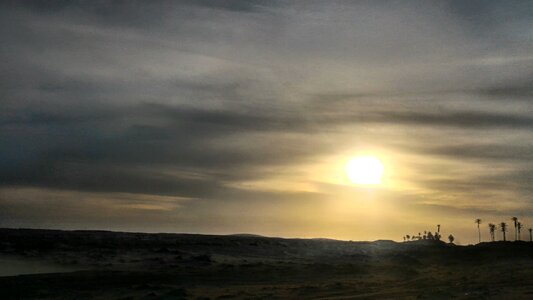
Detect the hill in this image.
<box><xmin>0</xmin><ymin>228</ymin><xmax>532</xmax><ymax>299</ymax></box>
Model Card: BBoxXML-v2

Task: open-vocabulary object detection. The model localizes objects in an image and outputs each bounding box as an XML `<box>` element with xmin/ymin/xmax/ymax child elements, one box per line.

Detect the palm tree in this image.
<box><xmin>517</xmin><ymin>222</ymin><xmax>522</xmax><ymax>240</ymax></box>
<box><xmin>511</xmin><ymin>217</ymin><xmax>518</xmax><ymax>241</ymax></box>
<box><xmin>488</xmin><ymin>223</ymin><xmax>496</xmax><ymax>242</ymax></box>
<box><xmin>475</xmin><ymin>219</ymin><xmax>482</xmax><ymax>243</ymax></box>
<box><xmin>500</xmin><ymin>222</ymin><xmax>507</xmax><ymax>241</ymax></box>
<box><xmin>437</xmin><ymin>224</ymin><xmax>441</xmax><ymax>233</ymax></box>
<box><xmin>448</xmin><ymin>234</ymin><xmax>455</xmax><ymax>244</ymax></box>
<box><xmin>529</xmin><ymin>228</ymin><xmax>532</xmax><ymax>242</ymax></box>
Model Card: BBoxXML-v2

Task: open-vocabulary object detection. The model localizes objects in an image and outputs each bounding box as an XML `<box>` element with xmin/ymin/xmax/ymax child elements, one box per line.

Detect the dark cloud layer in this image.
<box><xmin>1</xmin><ymin>0</ymin><xmax>532</xmax><ymax>242</ymax></box>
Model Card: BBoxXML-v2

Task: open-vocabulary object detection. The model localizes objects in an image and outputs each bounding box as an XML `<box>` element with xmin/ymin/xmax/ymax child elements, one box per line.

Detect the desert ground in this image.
<box><xmin>1</xmin><ymin>228</ymin><xmax>532</xmax><ymax>299</ymax></box>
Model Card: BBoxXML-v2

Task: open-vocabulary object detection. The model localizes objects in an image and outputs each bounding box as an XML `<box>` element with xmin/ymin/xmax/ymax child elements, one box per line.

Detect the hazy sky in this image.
<box><xmin>1</xmin><ymin>1</ymin><xmax>532</xmax><ymax>244</ymax></box>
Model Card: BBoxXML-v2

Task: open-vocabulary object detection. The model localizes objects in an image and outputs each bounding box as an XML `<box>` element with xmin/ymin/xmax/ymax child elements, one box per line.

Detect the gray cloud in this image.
<box><xmin>0</xmin><ymin>0</ymin><xmax>532</xmax><ymax>242</ymax></box>
<box><xmin>363</xmin><ymin>110</ymin><xmax>533</xmax><ymax>129</ymax></box>
<box><xmin>404</xmin><ymin>143</ymin><xmax>533</xmax><ymax>162</ymax></box>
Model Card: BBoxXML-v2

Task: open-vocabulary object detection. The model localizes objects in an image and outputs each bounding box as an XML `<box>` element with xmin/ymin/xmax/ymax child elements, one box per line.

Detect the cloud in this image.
<box><xmin>0</xmin><ymin>0</ymin><xmax>532</xmax><ymax>242</ymax></box>
<box><xmin>362</xmin><ymin>110</ymin><xmax>533</xmax><ymax>129</ymax></box>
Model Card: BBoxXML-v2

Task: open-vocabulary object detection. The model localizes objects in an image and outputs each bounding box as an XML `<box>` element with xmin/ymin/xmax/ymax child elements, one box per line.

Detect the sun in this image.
<box><xmin>345</xmin><ymin>156</ymin><xmax>384</xmax><ymax>185</ymax></box>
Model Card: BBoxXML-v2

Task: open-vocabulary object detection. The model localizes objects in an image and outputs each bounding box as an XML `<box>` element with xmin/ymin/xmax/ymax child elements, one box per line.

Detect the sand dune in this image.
<box><xmin>1</xmin><ymin>228</ymin><xmax>532</xmax><ymax>299</ymax></box>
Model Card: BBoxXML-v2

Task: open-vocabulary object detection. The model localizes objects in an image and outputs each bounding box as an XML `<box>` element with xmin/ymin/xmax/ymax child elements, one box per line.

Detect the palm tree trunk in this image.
<box><xmin>477</xmin><ymin>225</ymin><xmax>481</xmax><ymax>243</ymax></box>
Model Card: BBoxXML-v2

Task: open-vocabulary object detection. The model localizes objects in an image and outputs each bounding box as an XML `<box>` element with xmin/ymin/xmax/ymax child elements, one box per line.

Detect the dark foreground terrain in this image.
<box><xmin>1</xmin><ymin>229</ymin><xmax>532</xmax><ymax>299</ymax></box>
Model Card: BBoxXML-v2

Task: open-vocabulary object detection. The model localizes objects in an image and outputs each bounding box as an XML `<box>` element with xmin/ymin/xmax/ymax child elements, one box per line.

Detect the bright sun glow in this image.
<box><xmin>346</xmin><ymin>156</ymin><xmax>384</xmax><ymax>185</ymax></box>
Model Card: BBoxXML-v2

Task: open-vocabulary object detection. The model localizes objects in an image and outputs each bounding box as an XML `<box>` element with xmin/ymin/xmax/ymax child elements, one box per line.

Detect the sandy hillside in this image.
<box><xmin>1</xmin><ymin>228</ymin><xmax>532</xmax><ymax>299</ymax></box>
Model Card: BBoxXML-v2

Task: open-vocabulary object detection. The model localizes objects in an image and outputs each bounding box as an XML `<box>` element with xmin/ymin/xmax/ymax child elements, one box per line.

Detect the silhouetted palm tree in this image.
<box><xmin>406</xmin><ymin>234</ymin><xmax>410</xmax><ymax>241</ymax></box>
<box><xmin>448</xmin><ymin>234</ymin><xmax>455</xmax><ymax>244</ymax></box>
<box><xmin>437</xmin><ymin>224</ymin><xmax>440</xmax><ymax>233</ymax></box>
<box><xmin>517</xmin><ymin>222</ymin><xmax>522</xmax><ymax>241</ymax></box>
<box><xmin>500</xmin><ymin>222</ymin><xmax>507</xmax><ymax>241</ymax></box>
<box><xmin>529</xmin><ymin>228</ymin><xmax>532</xmax><ymax>242</ymax></box>
<box><xmin>475</xmin><ymin>219</ymin><xmax>482</xmax><ymax>243</ymax></box>
<box><xmin>488</xmin><ymin>223</ymin><xmax>496</xmax><ymax>242</ymax></box>
<box><xmin>511</xmin><ymin>217</ymin><xmax>518</xmax><ymax>241</ymax></box>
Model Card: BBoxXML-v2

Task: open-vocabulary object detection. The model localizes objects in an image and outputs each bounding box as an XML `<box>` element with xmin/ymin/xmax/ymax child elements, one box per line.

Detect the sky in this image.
<box><xmin>1</xmin><ymin>0</ymin><xmax>532</xmax><ymax>244</ymax></box>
